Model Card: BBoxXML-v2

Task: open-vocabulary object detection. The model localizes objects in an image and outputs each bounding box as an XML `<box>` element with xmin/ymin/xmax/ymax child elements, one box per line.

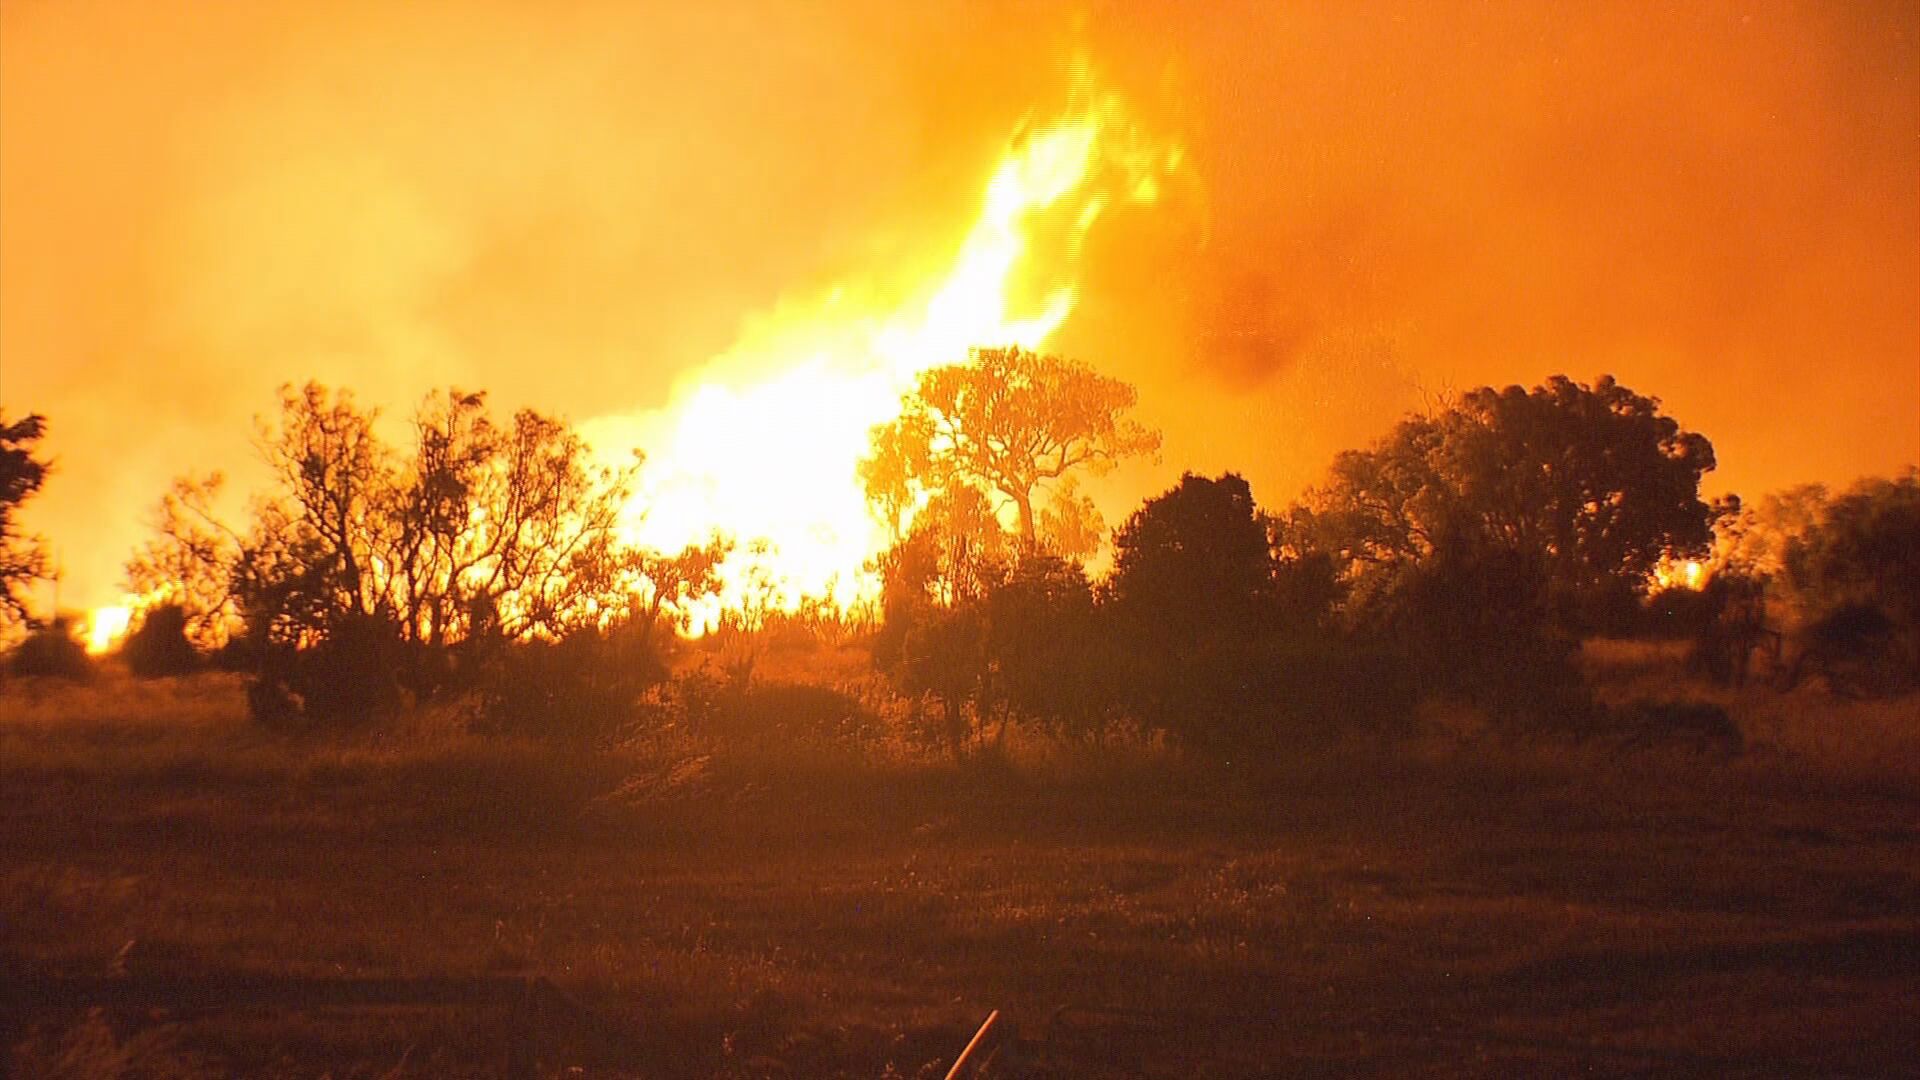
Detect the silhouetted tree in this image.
<box><xmin>1778</xmin><ymin>470</ymin><xmax>1920</xmax><ymax>688</ymax></box>
<box><xmin>532</xmin><ymin>532</ymin><xmax>732</xmax><ymax>664</ymax></box>
<box><xmin>1381</xmin><ymin>540</ymin><xmax>1591</xmax><ymax>727</ymax></box>
<box><xmin>0</xmin><ymin>412</ymin><xmax>51</xmax><ymax>632</ymax></box>
<box><xmin>894</xmin><ymin>599</ymin><xmax>990</xmax><ymax>755</ymax></box>
<box><xmin>1701</xmin><ymin>470</ymin><xmax>1918</xmax><ymax>692</ymax></box>
<box><xmin>1306</xmin><ymin>375</ymin><xmax>1718</xmax><ymax>628</ymax></box>
<box><xmin>1109</xmin><ymin>473</ymin><xmax>1278</xmax><ymax>641</ymax></box>
<box><xmin>126</xmin><ymin>474</ymin><xmax>245</xmax><ymax>647</ymax></box>
<box><xmin>1265</xmin><ymin>507</ymin><xmax>1345</xmax><ymax>628</ymax></box>
<box><xmin>381</xmin><ymin>389</ymin><xmax>640</xmax><ymax>656</ymax></box>
<box><xmin>861</xmin><ymin>346</ymin><xmax>1159</xmax><ymax>557</ymax></box>
<box><xmin>248</xmin><ymin>382</ymin><xmax>392</xmax><ymax>642</ymax></box>
<box><xmin>1669</xmin><ymin>571</ymin><xmax>1777</xmax><ymax>687</ymax></box>
<box><xmin>984</xmin><ymin>554</ymin><xmax>1116</xmax><ymax>743</ymax></box>
<box><xmin>122</xmin><ymin>603</ymin><xmax>201</xmax><ymax>678</ymax></box>
<box><xmin>1106</xmin><ymin>474</ymin><xmax>1276</xmax><ymax>748</ymax></box>
<box><xmin>868</xmin><ymin>487</ymin><xmax>1012</xmax><ymax>754</ymax></box>
<box><xmin>130</xmin><ymin>381</ymin><xmax>669</xmax><ymax>726</ymax></box>
<box><xmin>1105</xmin><ymin>473</ymin><xmax>1415</xmax><ymax>748</ymax></box>
<box><xmin>1716</xmin><ymin>483</ymin><xmax>1829</xmax><ymax>582</ymax></box>
<box><xmin>1782</xmin><ymin>471</ymin><xmax>1919</xmax><ymax>627</ymax></box>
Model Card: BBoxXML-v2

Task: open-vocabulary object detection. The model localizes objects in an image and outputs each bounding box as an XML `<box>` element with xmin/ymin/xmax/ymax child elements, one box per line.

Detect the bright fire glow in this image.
<box><xmin>585</xmin><ymin>68</ymin><xmax>1183</xmax><ymax>620</ymax></box>
<box><xmin>1652</xmin><ymin>557</ymin><xmax>1708</xmax><ymax>592</ymax></box>
<box><xmin>84</xmin><ymin>605</ymin><xmax>134</xmax><ymax>655</ymax></box>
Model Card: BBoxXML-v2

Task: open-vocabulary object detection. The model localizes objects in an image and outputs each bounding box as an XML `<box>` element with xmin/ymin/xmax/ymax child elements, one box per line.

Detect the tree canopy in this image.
<box><xmin>861</xmin><ymin>346</ymin><xmax>1159</xmax><ymax>558</ymax></box>
<box><xmin>1108</xmin><ymin>472</ymin><xmax>1277</xmax><ymax>644</ymax></box>
<box><xmin>130</xmin><ymin>383</ymin><xmax>664</xmax><ymax>653</ymax></box>
<box><xmin>128</xmin><ymin>382</ymin><xmax>728</xmax><ymax>723</ymax></box>
<box><xmin>1301</xmin><ymin>375</ymin><xmax>1718</xmax><ymax>619</ymax></box>
<box><xmin>0</xmin><ymin>412</ymin><xmax>51</xmax><ymax>630</ymax></box>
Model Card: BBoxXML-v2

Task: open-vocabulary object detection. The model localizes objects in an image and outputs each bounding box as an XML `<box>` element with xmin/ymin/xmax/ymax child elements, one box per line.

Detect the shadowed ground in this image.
<box><xmin>2</xmin><ymin>677</ymin><xmax>1916</xmax><ymax>1077</ymax></box>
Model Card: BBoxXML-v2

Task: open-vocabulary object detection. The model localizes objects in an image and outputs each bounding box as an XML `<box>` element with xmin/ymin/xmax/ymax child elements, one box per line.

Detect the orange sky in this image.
<box><xmin>3</xmin><ymin>1</ymin><xmax>1916</xmax><ymax>612</ymax></box>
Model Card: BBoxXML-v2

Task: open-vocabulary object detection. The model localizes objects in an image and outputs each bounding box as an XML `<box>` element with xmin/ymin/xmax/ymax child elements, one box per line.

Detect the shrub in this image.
<box><xmin>1376</xmin><ymin>545</ymin><xmax>1595</xmax><ymax>731</ymax></box>
<box><xmin>122</xmin><ymin>603</ymin><xmax>201</xmax><ymax>678</ymax></box>
<box><xmin>8</xmin><ymin>617</ymin><xmax>93</xmax><ymax>681</ymax></box>
<box><xmin>473</xmin><ymin>622</ymin><xmax>666</xmax><ymax>743</ymax></box>
<box><xmin>1608</xmin><ymin>699</ymin><xmax>1742</xmax><ymax>755</ymax></box>
<box><xmin>1257</xmin><ymin>636</ymin><xmax>1420</xmax><ymax>740</ymax></box>
<box><xmin>724</xmin><ymin>682</ymin><xmax>881</xmax><ymax>746</ymax></box>
<box><xmin>1115</xmin><ymin>632</ymin><xmax>1418</xmax><ymax>753</ymax></box>
<box><xmin>246</xmin><ymin>610</ymin><xmax>406</xmax><ymax>728</ymax></box>
<box><xmin>1781</xmin><ymin>602</ymin><xmax>1907</xmax><ymax>697</ymax></box>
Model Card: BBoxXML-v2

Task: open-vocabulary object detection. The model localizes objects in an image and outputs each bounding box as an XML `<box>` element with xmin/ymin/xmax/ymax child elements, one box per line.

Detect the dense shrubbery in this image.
<box><xmin>867</xmin><ymin>471</ymin><xmax>1420</xmax><ymax>755</ymax></box>
<box><xmin>859</xmin><ymin>374</ymin><xmax>1758</xmax><ymax>754</ymax></box>
<box><xmin>1367</xmin><ymin>544</ymin><xmax>1593</xmax><ymax>730</ymax></box>
<box><xmin>73</xmin><ymin>361</ymin><xmax>1908</xmax><ymax>759</ymax></box>
<box><xmin>116</xmin><ymin>382</ymin><xmax>725</xmax><ymax>732</ymax></box>
<box><xmin>1699</xmin><ymin>470</ymin><xmax>1920</xmax><ymax>694</ymax></box>
<box><xmin>122</xmin><ymin>603</ymin><xmax>201</xmax><ymax>678</ymax></box>
<box><xmin>246</xmin><ymin>611</ymin><xmax>406</xmax><ymax>729</ymax></box>
<box><xmin>1779</xmin><ymin>473</ymin><xmax>1920</xmax><ymax>689</ymax></box>
<box><xmin>7</xmin><ymin>617</ymin><xmax>94</xmax><ymax>681</ymax></box>
<box><xmin>473</xmin><ymin>622</ymin><xmax>668</xmax><ymax>743</ymax></box>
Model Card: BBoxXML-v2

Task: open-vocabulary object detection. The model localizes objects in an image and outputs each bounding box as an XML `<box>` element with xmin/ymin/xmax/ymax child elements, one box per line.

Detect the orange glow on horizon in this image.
<box><xmin>3</xmin><ymin>5</ymin><xmax>1914</xmax><ymax>617</ymax></box>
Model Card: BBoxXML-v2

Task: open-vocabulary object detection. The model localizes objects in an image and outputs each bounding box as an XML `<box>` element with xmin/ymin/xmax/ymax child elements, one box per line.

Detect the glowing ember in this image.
<box><xmin>585</xmin><ymin>67</ymin><xmax>1184</xmax><ymax>618</ymax></box>
<box><xmin>84</xmin><ymin>605</ymin><xmax>134</xmax><ymax>655</ymax></box>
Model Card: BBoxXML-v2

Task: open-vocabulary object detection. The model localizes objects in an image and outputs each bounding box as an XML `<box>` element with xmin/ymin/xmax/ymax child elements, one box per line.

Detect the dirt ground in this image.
<box><xmin>2</xmin><ymin>673</ymin><xmax>1917</xmax><ymax>1078</ymax></box>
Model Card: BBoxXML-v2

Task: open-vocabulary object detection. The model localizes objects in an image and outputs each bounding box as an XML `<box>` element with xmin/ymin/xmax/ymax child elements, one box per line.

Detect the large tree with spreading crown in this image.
<box><xmin>860</xmin><ymin>346</ymin><xmax>1159</xmax><ymax>558</ymax></box>
<box><xmin>1300</xmin><ymin>374</ymin><xmax>1720</xmax><ymax>624</ymax></box>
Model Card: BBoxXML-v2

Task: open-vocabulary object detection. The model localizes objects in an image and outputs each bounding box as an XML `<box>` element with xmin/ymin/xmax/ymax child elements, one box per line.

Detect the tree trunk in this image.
<box><xmin>1011</xmin><ymin>489</ymin><xmax>1037</xmax><ymax>551</ymax></box>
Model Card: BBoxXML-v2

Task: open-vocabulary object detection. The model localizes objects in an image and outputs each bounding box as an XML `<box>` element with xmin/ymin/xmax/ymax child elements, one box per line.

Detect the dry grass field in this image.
<box><xmin>2</xmin><ymin>658</ymin><xmax>1917</xmax><ymax>1078</ymax></box>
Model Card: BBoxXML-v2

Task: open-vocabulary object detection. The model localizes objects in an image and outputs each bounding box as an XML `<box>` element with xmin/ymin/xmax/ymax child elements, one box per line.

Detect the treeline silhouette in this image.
<box><xmin>2</xmin><ymin>357</ymin><xmax>1915</xmax><ymax>751</ymax></box>
<box><xmin>109</xmin><ymin>384</ymin><xmax>732</xmax><ymax>735</ymax></box>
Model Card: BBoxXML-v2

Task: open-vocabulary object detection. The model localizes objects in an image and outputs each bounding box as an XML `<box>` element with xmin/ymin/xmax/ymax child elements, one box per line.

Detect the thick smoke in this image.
<box><xmin>3</xmin><ymin>0</ymin><xmax>1915</xmax><ymax>610</ymax></box>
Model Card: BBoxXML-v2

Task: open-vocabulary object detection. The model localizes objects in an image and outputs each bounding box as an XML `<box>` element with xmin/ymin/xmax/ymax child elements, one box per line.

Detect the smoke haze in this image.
<box><xmin>3</xmin><ymin>0</ymin><xmax>1915</xmax><ymax>610</ymax></box>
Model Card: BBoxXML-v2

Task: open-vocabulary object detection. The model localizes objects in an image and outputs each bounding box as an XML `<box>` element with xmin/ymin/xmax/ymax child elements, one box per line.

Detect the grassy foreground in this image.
<box><xmin>1</xmin><ymin>666</ymin><xmax>1917</xmax><ymax>1078</ymax></box>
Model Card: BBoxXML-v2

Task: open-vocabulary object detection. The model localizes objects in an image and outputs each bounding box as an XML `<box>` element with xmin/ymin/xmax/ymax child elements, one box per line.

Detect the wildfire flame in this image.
<box><xmin>1651</xmin><ymin>557</ymin><xmax>1708</xmax><ymax>592</ymax></box>
<box><xmin>84</xmin><ymin>604</ymin><xmax>134</xmax><ymax>655</ymax></box>
<box><xmin>585</xmin><ymin>68</ymin><xmax>1183</xmax><ymax>619</ymax></box>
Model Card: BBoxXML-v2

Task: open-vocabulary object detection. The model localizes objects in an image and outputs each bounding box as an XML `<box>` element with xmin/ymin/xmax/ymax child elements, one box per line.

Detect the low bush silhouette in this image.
<box><xmin>1255</xmin><ymin>636</ymin><xmax>1420</xmax><ymax>740</ymax></box>
<box><xmin>122</xmin><ymin>603</ymin><xmax>201</xmax><ymax>678</ymax></box>
<box><xmin>1780</xmin><ymin>602</ymin><xmax>1904</xmax><ymax>697</ymax></box>
<box><xmin>641</xmin><ymin>674</ymin><xmax>881</xmax><ymax>749</ymax></box>
<box><xmin>247</xmin><ymin>611</ymin><xmax>406</xmax><ymax>729</ymax></box>
<box><xmin>729</xmin><ymin>682</ymin><xmax>879</xmax><ymax>745</ymax></box>
<box><xmin>1372</xmin><ymin>544</ymin><xmax>1595</xmax><ymax>731</ymax></box>
<box><xmin>1608</xmin><ymin>699</ymin><xmax>1743</xmax><ymax>755</ymax></box>
<box><xmin>473</xmin><ymin>622</ymin><xmax>666</xmax><ymax>743</ymax></box>
<box><xmin>8</xmin><ymin>617</ymin><xmax>93</xmax><ymax>681</ymax></box>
